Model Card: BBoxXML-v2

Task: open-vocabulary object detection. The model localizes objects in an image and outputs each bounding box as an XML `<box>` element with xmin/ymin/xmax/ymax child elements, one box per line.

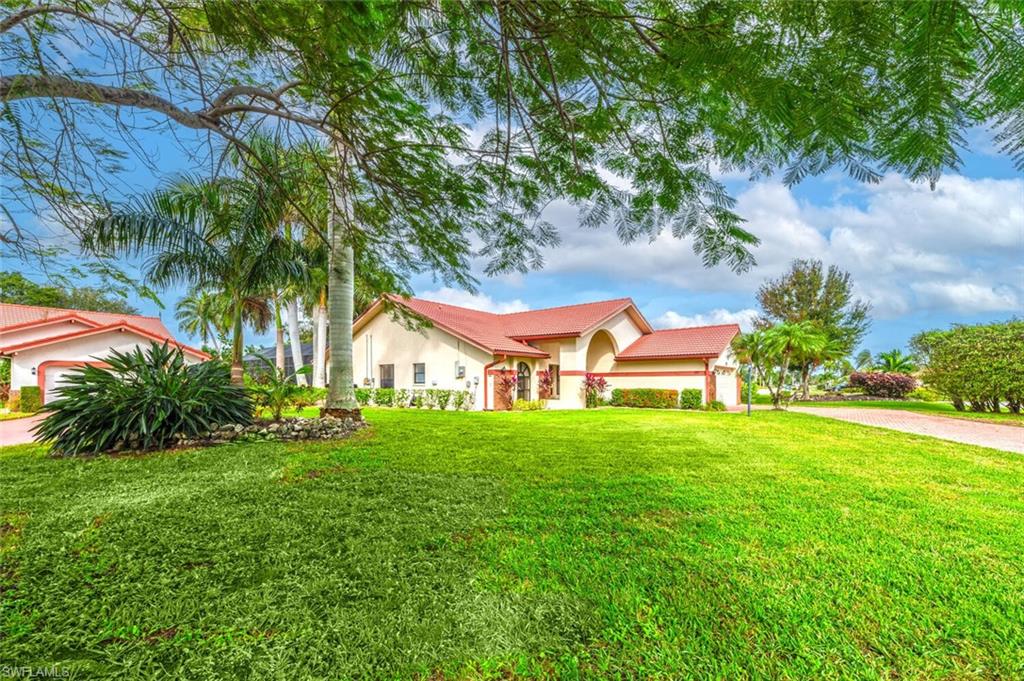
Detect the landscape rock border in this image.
<box><xmin>177</xmin><ymin>415</ymin><xmax>366</xmax><ymax>448</ymax></box>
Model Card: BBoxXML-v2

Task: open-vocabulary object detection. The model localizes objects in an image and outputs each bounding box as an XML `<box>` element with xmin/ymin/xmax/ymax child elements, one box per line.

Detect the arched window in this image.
<box><xmin>516</xmin><ymin>362</ymin><xmax>531</xmax><ymax>401</ymax></box>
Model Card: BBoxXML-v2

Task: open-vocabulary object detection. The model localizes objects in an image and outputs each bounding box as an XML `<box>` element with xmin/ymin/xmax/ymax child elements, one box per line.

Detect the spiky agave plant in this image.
<box><xmin>34</xmin><ymin>342</ymin><xmax>251</xmax><ymax>456</ymax></box>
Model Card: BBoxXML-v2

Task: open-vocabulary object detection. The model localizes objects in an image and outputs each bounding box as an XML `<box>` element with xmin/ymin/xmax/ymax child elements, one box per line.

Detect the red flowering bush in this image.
<box><xmin>582</xmin><ymin>373</ymin><xmax>608</xmax><ymax>408</ymax></box>
<box><xmin>537</xmin><ymin>370</ymin><xmax>554</xmax><ymax>398</ymax></box>
<box><xmin>494</xmin><ymin>372</ymin><xmax>518</xmax><ymax>410</ymax></box>
<box><xmin>849</xmin><ymin>371</ymin><xmax>916</xmax><ymax>398</ymax></box>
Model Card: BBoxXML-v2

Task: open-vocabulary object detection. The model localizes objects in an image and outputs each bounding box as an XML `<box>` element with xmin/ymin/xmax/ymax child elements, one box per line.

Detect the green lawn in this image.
<box><xmin>2</xmin><ymin>409</ymin><xmax>1022</xmax><ymax>679</ymax></box>
<box><xmin>0</xmin><ymin>411</ymin><xmax>35</xmax><ymax>421</ymax></box>
<box><xmin>790</xmin><ymin>399</ymin><xmax>1024</xmax><ymax>426</ymax></box>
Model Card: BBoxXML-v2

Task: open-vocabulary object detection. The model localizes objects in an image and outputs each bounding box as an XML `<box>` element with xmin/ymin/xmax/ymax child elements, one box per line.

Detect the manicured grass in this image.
<box><xmin>791</xmin><ymin>399</ymin><xmax>1024</xmax><ymax>426</ymax></box>
<box><xmin>2</xmin><ymin>409</ymin><xmax>1022</xmax><ymax>679</ymax></box>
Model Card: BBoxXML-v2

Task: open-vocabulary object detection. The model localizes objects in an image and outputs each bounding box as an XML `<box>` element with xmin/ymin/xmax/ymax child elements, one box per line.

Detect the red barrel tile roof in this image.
<box><xmin>616</xmin><ymin>324</ymin><xmax>740</xmax><ymax>360</ymax></box>
<box><xmin>0</xmin><ymin>302</ymin><xmax>175</xmax><ymax>338</ymax></box>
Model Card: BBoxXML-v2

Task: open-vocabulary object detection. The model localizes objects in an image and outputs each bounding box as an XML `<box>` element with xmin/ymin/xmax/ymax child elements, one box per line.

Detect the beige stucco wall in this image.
<box><xmin>353</xmin><ymin>312</ymin><xmax>492</xmax><ymax>409</ymax></box>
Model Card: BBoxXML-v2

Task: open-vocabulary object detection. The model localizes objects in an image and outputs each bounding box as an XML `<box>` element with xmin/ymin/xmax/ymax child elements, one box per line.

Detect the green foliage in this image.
<box><xmin>701</xmin><ymin>400</ymin><xmax>727</xmax><ymax>412</ymax></box>
<box><xmin>291</xmin><ymin>386</ymin><xmax>326</xmax><ymax>410</ymax></box>
<box><xmin>512</xmin><ymin>399</ymin><xmax>546</xmax><ymax>411</ymax></box>
<box><xmin>34</xmin><ymin>343</ymin><xmax>251</xmax><ymax>455</ymax></box>
<box><xmin>374</xmin><ymin>388</ymin><xmax>395</xmax><ymax>407</ymax></box>
<box><xmin>907</xmin><ymin>387</ymin><xmax>943</xmax><ymax>402</ymax></box>
<box><xmin>411</xmin><ymin>390</ymin><xmax>425</xmax><ymax>409</ymax></box>
<box><xmin>610</xmin><ymin>388</ymin><xmax>679</xmax><ymax>409</ymax></box>
<box><xmin>737</xmin><ymin>322</ymin><xmax>828</xmax><ymax>408</ymax></box>
<box><xmin>435</xmin><ymin>390</ymin><xmax>452</xmax><ymax>411</ymax></box>
<box><xmin>246</xmin><ymin>356</ymin><xmax>310</xmax><ymax>420</ymax></box>
<box><xmin>0</xmin><ymin>271</ymin><xmax>139</xmax><ymax>314</ymax></box>
<box><xmin>582</xmin><ymin>374</ymin><xmax>608</xmax><ymax>409</ymax></box>
<box><xmin>679</xmin><ymin>389</ymin><xmax>703</xmax><ymax>410</ymax></box>
<box><xmin>354</xmin><ymin>388</ymin><xmax>373</xmax><ymax>406</ymax></box>
<box><xmin>876</xmin><ymin>349</ymin><xmax>917</xmax><ymax>374</ymax></box>
<box><xmin>395</xmin><ymin>389</ymin><xmax>411</xmax><ymax>408</ymax></box>
<box><xmin>913</xmin><ymin>321</ymin><xmax>1024</xmax><ymax>414</ymax></box>
<box><xmin>452</xmin><ymin>390</ymin><xmax>468</xmax><ymax>411</ymax></box>
<box><xmin>19</xmin><ymin>386</ymin><xmax>42</xmax><ymax>413</ymax></box>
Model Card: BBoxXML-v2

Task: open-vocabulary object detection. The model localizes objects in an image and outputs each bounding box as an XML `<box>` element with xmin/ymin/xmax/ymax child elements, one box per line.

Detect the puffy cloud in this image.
<box><xmin>655</xmin><ymin>308</ymin><xmax>759</xmax><ymax>331</ymax></box>
<box><xmin>539</xmin><ymin>174</ymin><xmax>1023</xmax><ymax>318</ymax></box>
<box><xmin>417</xmin><ymin>287</ymin><xmax>530</xmax><ymax>314</ymax></box>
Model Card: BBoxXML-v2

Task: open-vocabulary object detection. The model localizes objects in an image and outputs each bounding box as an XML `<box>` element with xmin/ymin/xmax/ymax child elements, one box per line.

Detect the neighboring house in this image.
<box><xmin>0</xmin><ymin>302</ymin><xmax>209</xmax><ymax>405</ymax></box>
<box><xmin>244</xmin><ymin>342</ymin><xmax>316</xmax><ymax>377</ymax></box>
<box><xmin>353</xmin><ymin>295</ymin><xmax>741</xmax><ymax>410</ymax></box>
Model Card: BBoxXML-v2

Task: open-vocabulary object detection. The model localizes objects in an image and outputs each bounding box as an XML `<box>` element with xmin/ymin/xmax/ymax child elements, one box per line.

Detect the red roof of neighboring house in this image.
<box><xmin>0</xmin><ymin>302</ymin><xmax>174</xmax><ymax>338</ymax></box>
<box><xmin>0</xmin><ymin>303</ymin><xmax>209</xmax><ymax>359</ymax></box>
<box><xmin>358</xmin><ymin>295</ymin><xmax>734</xmax><ymax>360</ymax></box>
<box><xmin>616</xmin><ymin>324</ymin><xmax>740</xmax><ymax>360</ymax></box>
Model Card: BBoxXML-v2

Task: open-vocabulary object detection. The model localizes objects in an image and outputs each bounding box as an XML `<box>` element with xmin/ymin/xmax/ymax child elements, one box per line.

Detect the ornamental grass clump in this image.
<box><xmin>34</xmin><ymin>342</ymin><xmax>251</xmax><ymax>456</ymax></box>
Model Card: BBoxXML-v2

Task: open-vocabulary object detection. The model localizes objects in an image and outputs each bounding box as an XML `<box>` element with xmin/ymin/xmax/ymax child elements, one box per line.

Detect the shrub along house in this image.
<box><xmin>0</xmin><ymin>302</ymin><xmax>209</xmax><ymax>406</ymax></box>
<box><xmin>352</xmin><ymin>295</ymin><xmax>741</xmax><ymax>410</ymax></box>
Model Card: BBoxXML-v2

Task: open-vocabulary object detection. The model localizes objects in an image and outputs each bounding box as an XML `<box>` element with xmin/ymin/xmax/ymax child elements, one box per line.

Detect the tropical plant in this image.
<box><xmin>494</xmin><ymin>373</ymin><xmax>518</xmax><ymax>410</ymax></box>
<box><xmin>759</xmin><ymin>322</ymin><xmax>829</xmax><ymax>409</ymax></box>
<box><xmin>537</xmin><ymin>370</ymin><xmax>554</xmax><ymax>399</ymax></box>
<box><xmin>84</xmin><ymin>168</ymin><xmax>310</xmax><ymax>384</ymax></box>
<box><xmin>33</xmin><ymin>343</ymin><xmax>251</xmax><ymax>456</ymax></box>
<box><xmin>452</xmin><ymin>390</ymin><xmax>467</xmax><ymax>411</ymax></box>
<box><xmin>582</xmin><ymin>374</ymin><xmax>609</xmax><ymax>409</ymax></box>
<box><xmin>354</xmin><ymin>388</ymin><xmax>373</xmax><ymax>406</ymax></box>
<box><xmin>175</xmin><ymin>289</ymin><xmax>229</xmax><ymax>353</ymax></box>
<box><xmin>247</xmin><ymin>355</ymin><xmax>311</xmax><ymax>420</ymax></box>
<box><xmin>854</xmin><ymin>350</ymin><xmax>875</xmax><ymax>371</ymax></box>
<box><xmin>756</xmin><ymin>260</ymin><xmax>870</xmax><ymax>397</ymax></box>
<box><xmin>609</xmin><ymin>389</ymin><xmax>679</xmax><ymax>409</ymax></box>
<box><xmin>875</xmin><ymin>349</ymin><xmax>917</xmax><ymax>374</ymax></box>
<box><xmin>395</xmin><ymin>389</ymin><xmax>411</xmax><ymax>408</ymax></box>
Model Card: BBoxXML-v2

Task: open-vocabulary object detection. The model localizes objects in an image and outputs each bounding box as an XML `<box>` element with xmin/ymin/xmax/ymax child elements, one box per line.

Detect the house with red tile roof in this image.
<box><xmin>353</xmin><ymin>295</ymin><xmax>741</xmax><ymax>409</ymax></box>
<box><xmin>0</xmin><ymin>302</ymin><xmax>209</xmax><ymax>405</ymax></box>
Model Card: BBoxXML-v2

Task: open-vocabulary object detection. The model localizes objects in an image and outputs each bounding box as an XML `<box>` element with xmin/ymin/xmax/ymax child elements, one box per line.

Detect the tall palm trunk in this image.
<box><xmin>286</xmin><ymin>297</ymin><xmax>306</xmax><ymax>386</ymax></box>
<box><xmin>313</xmin><ymin>294</ymin><xmax>328</xmax><ymax>388</ymax></box>
<box><xmin>324</xmin><ymin>141</ymin><xmax>358</xmax><ymax>414</ymax></box>
<box><xmin>273</xmin><ymin>295</ymin><xmax>286</xmax><ymax>373</ymax></box>
<box><xmin>230</xmin><ymin>298</ymin><xmax>245</xmax><ymax>385</ymax></box>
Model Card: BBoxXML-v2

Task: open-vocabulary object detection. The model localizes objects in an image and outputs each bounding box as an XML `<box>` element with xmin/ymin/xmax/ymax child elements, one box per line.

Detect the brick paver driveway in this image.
<box><xmin>790</xmin><ymin>407</ymin><xmax>1024</xmax><ymax>454</ymax></box>
<box><xmin>0</xmin><ymin>414</ymin><xmax>43</xmax><ymax>447</ymax></box>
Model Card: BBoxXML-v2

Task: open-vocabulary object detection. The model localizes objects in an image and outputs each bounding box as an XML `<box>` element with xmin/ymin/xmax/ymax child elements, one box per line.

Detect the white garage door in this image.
<box><xmin>44</xmin><ymin>366</ymin><xmax>78</xmax><ymax>404</ymax></box>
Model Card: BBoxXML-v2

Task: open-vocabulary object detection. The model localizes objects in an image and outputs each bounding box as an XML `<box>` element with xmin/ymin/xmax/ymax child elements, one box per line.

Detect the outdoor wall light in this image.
<box><xmin>31</xmin><ymin>366</ymin><xmax>37</xmax><ymax>376</ymax></box>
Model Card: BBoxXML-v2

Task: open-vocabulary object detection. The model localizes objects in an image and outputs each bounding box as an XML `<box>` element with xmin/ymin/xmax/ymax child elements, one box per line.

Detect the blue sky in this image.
<box><xmin>11</xmin><ymin>117</ymin><xmax>1023</xmax><ymax>357</ymax></box>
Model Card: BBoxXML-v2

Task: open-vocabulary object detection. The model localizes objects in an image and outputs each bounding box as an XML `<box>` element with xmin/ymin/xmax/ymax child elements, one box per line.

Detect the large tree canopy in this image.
<box><xmin>3</xmin><ymin>0</ymin><xmax>1023</xmax><ymax>411</ymax></box>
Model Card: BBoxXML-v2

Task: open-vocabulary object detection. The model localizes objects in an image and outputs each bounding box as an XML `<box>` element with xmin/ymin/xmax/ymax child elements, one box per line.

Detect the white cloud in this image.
<box><xmin>417</xmin><ymin>287</ymin><xmax>530</xmax><ymax>314</ymax></box>
<box><xmin>655</xmin><ymin>308</ymin><xmax>759</xmax><ymax>331</ymax></box>
<box><xmin>537</xmin><ymin>174</ymin><xmax>1023</xmax><ymax>319</ymax></box>
<box><xmin>910</xmin><ymin>282</ymin><xmax>1021</xmax><ymax>314</ymax></box>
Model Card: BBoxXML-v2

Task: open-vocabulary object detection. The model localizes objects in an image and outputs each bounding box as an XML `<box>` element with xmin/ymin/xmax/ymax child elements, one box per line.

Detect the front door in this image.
<box><xmin>516</xmin><ymin>362</ymin><xmax>531</xmax><ymax>401</ymax></box>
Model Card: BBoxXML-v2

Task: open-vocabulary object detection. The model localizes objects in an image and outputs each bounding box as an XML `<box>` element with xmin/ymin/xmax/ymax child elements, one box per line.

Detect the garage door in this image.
<box><xmin>44</xmin><ymin>366</ymin><xmax>78</xmax><ymax>404</ymax></box>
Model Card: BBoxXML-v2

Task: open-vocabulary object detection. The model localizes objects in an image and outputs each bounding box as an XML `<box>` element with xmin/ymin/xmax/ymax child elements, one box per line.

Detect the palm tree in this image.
<box><xmin>796</xmin><ymin>335</ymin><xmax>847</xmax><ymax>399</ymax></box>
<box><xmin>854</xmin><ymin>349</ymin><xmax>874</xmax><ymax>371</ymax></box>
<box><xmin>175</xmin><ymin>288</ymin><xmax>227</xmax><ymax>353</ymax></box>
<box><xmin>762</xmin><ymin>322</ymin><xmax>828</xmax><ymax>409</ymax></box>
<box><xmin>876</xmin><ymin>349</ymin><xmax>917</xmax><ymax>374</ymax></box>
<box><xmin>84</xmin><ymin>175</ymin><xmax>308</xmax><ymax>383</ymax></box>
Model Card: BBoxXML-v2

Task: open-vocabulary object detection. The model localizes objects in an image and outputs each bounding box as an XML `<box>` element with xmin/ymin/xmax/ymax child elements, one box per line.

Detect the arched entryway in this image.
<box><xmin>516</xmin><ymin>362</ymin><xmax>531</xmax><ymax>401</ymax></box>
<box><xmin>585</xmin><ymin>329</ymin><xmax>617</xmax><ymax>372</ymax></box>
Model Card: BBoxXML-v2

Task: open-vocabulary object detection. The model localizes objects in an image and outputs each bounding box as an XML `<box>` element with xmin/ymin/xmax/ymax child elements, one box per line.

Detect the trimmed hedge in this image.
<box><xmin>19</xmin><ymin>386</ymin><xmax>42</xmax><ymax>413</ymax></box>
<box><xmin>679</xmin><ymin>388</ymin><xmax>703</xmax><ymax>410</ymax></box>
<box><xmin>609</xmin><ymin>388</ymin><xmax>679</xmax><ymax>409</ymax></box>
<box><xmin>849</xmin><ymin>371</ymin><xmax>916</xmax><ymax>398</ymax></box>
